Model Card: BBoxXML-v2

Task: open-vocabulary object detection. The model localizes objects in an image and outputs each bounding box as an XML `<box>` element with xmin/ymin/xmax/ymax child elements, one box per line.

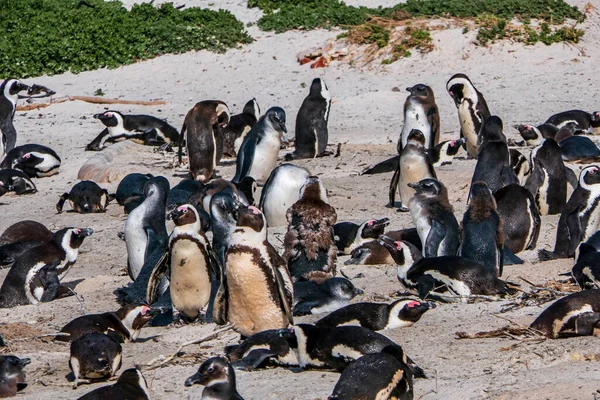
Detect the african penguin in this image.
<box><xmin>213</xmin><ymin>203</ymin><xmax>294</xmax><ymax>337</ymax></box>
<box><xmin>509</xmin><ymin>148</ymin><xmax>530</xmax><ymax>185</ymax></box>
<box><xmin>334</xmin><ymin>218</ymin><xmax>389</xmax><ymax>255</ymax></box>
<box><xmin>1</xmin><ymin>144</ymin><xmax>61</xmax><ymax>178</ymax></box>
<box><xmin>77</xmin><ymin>368</ymin><xmax>150</xmax><ymax>400</ymax></box>
<box><xmin>315</xmin><ymin>299</ymin><xmax>434</xmax><ymax>331</ymax></box>
<box><xmin>429</xmin><ymin>137</ymin><xmax>466</xmax><ymax>167</ymax></box>
<box><xmin>232</xmin><ymin>106</ymin><xmax>288</xmax><ymax>184</ymax></box>
<box><xmin>530</xmin><ymin>289</ymin><xmax>600</xmax><ymax>338</ymax></box>
<box><xmin>86</xmin><ymin>110</ymin><xmax>179</xmax><ymax>151</ymax></box>
<box><xmin>287</xmin><ymin>77</ymin><xmax>332</xmax><ymax>159</ymax></box>
<box><xmin>446</xmin><ymin>73</ymin><xmax>491</xmax><ymax>158</ymax></box>
<box><xmin>408</xmin><ymin>179</ymin><xmax>459</xmax><ymax>257</ymax></box>
<box><xmin>0</xmin><ymin>221</ymin><xmax>53</xmax><ymax>267</ymax></box>
<box><xmin>398</xmin><ymin>84</ymin><xmax>439</xmax><ymax>152</ymax></box>
<box><xmin>184</xmin><ymin>357</ymin><xmax>244</xmax><ymax>400</ymax></box>
<box><xmin>391</xmin><ymin>129</ymin><xmax>437</xmax><ymax>211</ymax></box>
<box><xmin>222</xmin><ymin>98</ymin><xmax>260</xmax><ymax>157</ymax></box>
<box><xmin>179</xmin><ymin>100</ymin><xmax>230</xmax><ymax>183</ymax></box>
<box><xmin>225</xmin><ymin>329</ymin><xmax>298</xmax><ymax>370</ymax></box>
<box><xmin>329</xmin><ymin>345</ymin><xmax>414</xmax><ymax>400</ymax></box>
<box><xmin>0</xmin><ymin>355</ymin><xmax>30</xmax><ymax>398</ymax></box>
<box><xmin>558</xmin><ymin>132</ymin><xmax>600</xmax><ymax>162</ymax></box>
<box><xmin>524</xmin><ymin>138</ymin><xmax>567</xmax><ymax>215</ymax></box>
<box><xmin>115</xmin><ymin>173</ymin><xmax>153</xmax><ymax>214</ymax></box>
<box><xmin>0</xmin><ymin>227</ymin><xmax>93</xmax><ymax>308</ymax></box>
<box><xmin>259</xmin><ymin>163</ymin><xmax>310</xmax><ymax>227</ymax></box>
<box><xmin>69</xmin><ymin>332</ymin><xmax>122</xmax><ymax>389</ymax></box>
<box><xmin>494</xmin><ymin>184</ymin><xmax>540</xmax><ymax>254</ymax></box>
<box><xmin>459</xmin><ymin>182</ymin><xmax>504</xmax><ymax>276</ymax></box>
<box><xmin>209</xmin><ymin>192</ymin><xmax>238</xmax><ymax>269</ymax></box>
<box><xmin>0</xmin><ymin>79</ymin><xmax>30</xmax><ymax>158</ymax></box>
<box><xmin>545</xmin><ymin>109</ymin><xmax>600</xmax><ymax>135</ymax></box>
<box><xmin>539</xmin><ymin>165</ymin><xmax>600</xmax><ymax>260</ymax></box>
<box><xmin>344</xmin><ymin>235</ymin><xmax>422</xmax><ymax>266</ymax></box>
<box><xmin>56</xmin><ymin>180</ymin><xmax>109</xmax><ymax>214</ymax></box>
<box><xmin>293</xmin><ymin>275</ymin><xmax>363</xmax><ymax>316</ymax></box>
<box><xmin>0</xmin><ymin>169</ymin><xmax>36</xmax><ymax>196</ymax></box>
<box><xmin>571</xmin><ymin>243</ymin><xmax>600</xmax><ymax>289</ymax></box>
<box><xmin>283</xmin><ymin>176</ymin><xmax>337</xmax><ymax>280</ymax></box>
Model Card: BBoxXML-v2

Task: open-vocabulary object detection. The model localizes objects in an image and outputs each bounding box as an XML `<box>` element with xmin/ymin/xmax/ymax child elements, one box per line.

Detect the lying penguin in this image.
<box><xmin>1</xmin><ymin>144</ymin><xmax>61</xmax><ymax>178</ymax></box>
<box><xmin>334</xmin><ymin>218</ymin><xmax>390</xmax><ymax>255</ymax></box>
<box><xmin>225</xmin><ymin>329</ymin><xmax>298</xmax><ymax>370</ymax></box>
<box><xmin>70</xmin><ymin>332</ymin><xmax>122</xmax><ymax>388</ymax></box>
<box><xmin>0</xmin><ymin>221</ymin><xmax>52</xmax><ymax>267</ymax></box>
<box><xmin>56</xmin><ymin>181</ymin><xmax>109</xmax><ymax>214</ymax></box>
<box><xmin>0</xmin><ymin>169</ymin><xmax>36</xmax><ymax>196</ymax></box>
<box><xmin>77</xmin><ymin>368</ymin><xmax>150</xmax><ymax>400</ymax></box>
<box><xmin>293</xmin><ymin>275</ymin><xmax>363</xmax><ymax>316</ymax></box>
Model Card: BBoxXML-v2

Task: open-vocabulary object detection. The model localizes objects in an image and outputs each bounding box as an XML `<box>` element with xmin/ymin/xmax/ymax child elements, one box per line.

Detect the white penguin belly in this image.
<box><xmin>170</xmin><ymin>242</ymin><xmax>211</xmax><ymax>319</ymax></box>
<box><xmin>29</xmin><ymin>152</ymin><xmax>60</xmax><ymax>177</ymax></box>
<box><xmin>537</xmin><ymin>169</ymin><xmax>550</xmax><ymax>215</ymax></box>
<box><xmin>583</xmin><ymin>205</ymin><xmax>600</xmax><ymax>241</ymax></box>
<box><xmin>248</xmin><ymin>136</ymin><xmax>280</xmax><ymax>184</ymax></box>
<box><xmin>124</xmin><ymin>209</ymin><xmax>147</xmax><ymax>280</ymax></box>
<box><xmin>458</xmin><ymin>102</ymin><xmax>478</xmax><ymax>157</ymax></box>
<box><xmin>262</xmin><ymin>167</ymin><xmax>309</xmax><ymax>227</ymax></box>
<box><xmin>410</xmin><ymin>201</ymin><xmax>431</xmax><ymax>256</ymax></box>
<box><xmin>401</xmin><ymin>102</ymin><xmax>431</xmax><ymax>148</ymax></box>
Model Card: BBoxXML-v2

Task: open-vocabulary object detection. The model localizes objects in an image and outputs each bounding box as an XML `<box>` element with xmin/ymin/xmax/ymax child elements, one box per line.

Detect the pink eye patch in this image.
<box><xmin>248</xmin><ymin>206</ymin><xmax>260</xmax><ymax>214</ymax></box>
<box><xmin>407</xmin><ymin>301</ymin><xmax>421</xmax><ymax>308</ymax></box>
<box><xmin>394</xmin><ymin>241</ymin><xmax>402</xmax><ymax>250</ymax></box>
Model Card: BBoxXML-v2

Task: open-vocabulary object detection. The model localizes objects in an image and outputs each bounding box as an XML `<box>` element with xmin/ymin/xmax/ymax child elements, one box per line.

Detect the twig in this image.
<box><xmin>517</xmin><ymin>276</ymin><xmax>572</xmax><ymax>297</ymax></box>
<box><xmin>428</xmin><ymin>293</ymin><xmax>501</xmax><ymax>302</ymax></box>
<box><xmin>68</xmin><ymin>288</ymin><xmax>87</xmax><ymax>316</ymax></box>
<box><xmin>144</xmin><ymin>325</ymin><xmax>234</xmax><ymax>370</ymax></box>
<box><xmin>16</xmin><ymin>95</ymin><xmax>166</xmax><ymax>111</ymax></box>
<box><xmin>7</xmin><ymin>333</ymin><xmax>68</xmax><ymax>343</ymax></box>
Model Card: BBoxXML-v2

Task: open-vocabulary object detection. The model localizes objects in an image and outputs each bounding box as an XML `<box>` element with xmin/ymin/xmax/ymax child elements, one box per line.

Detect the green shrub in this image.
<box><xmin>0</xmin><ymin>0</ymin><xmax>252</xmax><ymax>78</ymax></box>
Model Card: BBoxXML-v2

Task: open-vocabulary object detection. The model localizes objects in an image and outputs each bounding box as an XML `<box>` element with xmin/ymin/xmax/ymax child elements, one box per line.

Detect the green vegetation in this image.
<box><xmin>0</xmin><ymin>0</ymin><xmax>252</xmax><ymax>78</ymax></box>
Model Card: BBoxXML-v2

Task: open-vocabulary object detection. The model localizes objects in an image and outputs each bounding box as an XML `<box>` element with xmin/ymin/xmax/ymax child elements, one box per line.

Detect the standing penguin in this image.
<box><xmin>408</xmin><ymin>179</ymin><xmax>459</xmax><ymax>257</ymax></box>
<box><xmin>167</xmin><ymin>204</ymin><xmax>218</xmax><ymax>322</ymax></box>
<box><xmin>459</xmin><ymin>182</ymin><xmax>504</xmax><ymax>276</ymax></box>
<box><xmin>471</xmin><ymin>116</ymin><xmax>518</xmax><ymax>194</ymax></box>
<box><xmin>222</xmin><ymin>98</ymin><xmax>260</xmax><ymax>157</ymax></box>
<box><xmin>446</xmin><ymin>73</ymin><xmax>491</xmax><ymax>158</ymax></box>
<box><xmin>69</xmin><ymin>332</ymin><xmax>122</xmax><ymax>388</ymax></box>
<box><xmin>0</xmin><ymin>227</ymin><xmax>93</xmax><ymax>308</ymax></box>
<box><xmin>539</xmin><ymin>165</ymin><xmax>600</xmax><ymax>260</ymax></box>
<box><xmin>184</xmin><ymin>357</ymin><xmax>244</xmax><ymax>400</ymax></box>
<box><xmin>390</xmin><ymin>129</ymin><xmax>437</xmax><ymax>211</ymax></box>
<box><xmin>232</xmin><ymin>107</ymin><xmax>288</xmax><ymax>184</ymax></box>
<box><xmin>259</xmin><ymin>163</ymin><xmax>310</xmax><ymax>227</ymax></box>
<box><xmin>124</xmin><ymin>176</ymin><xmax>169</xmax><ymax>281</ymax></box>
<box><xmin>283</xmin><ymin>176</ymin><xmax>337</xmax><ymax>280</ymax></box>
<box><xmin>524</xmin><ymin>139</ymin><xmax>567</xmax><ymax>215</ymax></box>
<box><xmin>0</xmin><ymin>355</ymin><xmax>30</xmax><ymax>398</ymax></box>
<box><xmin>398</xmin><ymin>84</ymin><xmax>439</xmax><ymax>152</ymax></box>
<box><xmin>287</xmin><ymin>78</ymin><xmax>332</xmax><ymax>159</ymax></box>
<box><xmin>0</xmin><ymin>79</ymin><xmax>30</xmax><ymax>158</ymax></box>
<box><xmin>180</xmin><ymin>100</ymin><xmax>230</xmax><ymax>183</ymax></box>
<box><xmin>214</xmin><ymin>203</ymin><xmax>294</xmax><ymax>337</ymax></box>
<box><xmin>494</xmin><ymin>184</ymin><xmax>540</xmax><ymax>254</ymax></box>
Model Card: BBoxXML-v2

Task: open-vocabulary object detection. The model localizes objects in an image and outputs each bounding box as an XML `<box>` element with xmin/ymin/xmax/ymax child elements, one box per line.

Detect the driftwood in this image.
<box><xmin>16</xmin><ymin>95</ymin><xmax>166</xmax><ymax>111</ymax></box>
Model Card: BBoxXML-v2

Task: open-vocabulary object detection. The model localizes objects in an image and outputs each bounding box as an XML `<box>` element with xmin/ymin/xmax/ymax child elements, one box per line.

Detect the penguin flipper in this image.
<box><xmin>237</xmin><ymin>349</ymin><xmax>278</xmax><ymax>370</ymax></box>
<box><xmin>424</xmin><ymin>221</ymin><xmax>447</xmax><ymax>258</ymax></box>
<box><xmin>0</xmin><ymin>119</ymin><xmax>17</xmax><ymax>154</ymax></box>
<box><xmin>146</xmin><ymin>251</ymin><xmax>169</xmax><ymax>305</ymax></box>
<box><xmin>524</xmin><ymin>161</ymin><xmax>543</xmax><ymax>196</ymax></box>
<box><xmin>85</xmin><ymin>128</ymin><xmax>109</xmax><ymax>151</ymax></box>
<box><xmin>213</xmin><ymin>252</ymin><xmax>228</xmax><ymax>325</ymax></box>
<box><xmin>178</xmin><ymin>123</ymin><xmax>186</xmax><ymax>165</ymax></box>
<box><xmin>271</xmin><ymin>249</ymin><xmax>294</xmax><ymax>325</ymax></box>
<box><xmin>293</xmin><ymin>300</ymin><xmax>319</xmax><ymax>316</ymax></box>
<box><xmin>388</xmin><ymin>165</ymin><xmax>400</xmax><ymax>207</ymax></box>
<box><xmin>360</xmin><ymin>156</ymin><xmax>399</xmax><ymax>175</ymax></box>
<box><xmin>503</xmin><ymin>246</ymin><xmax>523</xmax><ymax>265</ymax></box>
<box><xmin>233</xmin><ymin>136</ymin><xmax>256</xmax><ymax>184</ymax></box>
<box><xmin>566</xmin><ymin>209</ymin><xmax>583</xmax><ymax>257</ymax></box>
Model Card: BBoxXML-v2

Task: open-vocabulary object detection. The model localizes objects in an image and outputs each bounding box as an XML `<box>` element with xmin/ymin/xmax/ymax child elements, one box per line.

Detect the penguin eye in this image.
<box><xmin>207</xmin><ymin>366</ymin><xmax>214</xmax><ymax>373</ymax></box>
<box><xmin>105</xmin><ymin>112</ymin><xmax>113</xmax><ymax>118</ymax></box>
<box><xmin>182</xmin><ymin>208</ymin><xmax>188</xmax><ymax>213</ymax></box>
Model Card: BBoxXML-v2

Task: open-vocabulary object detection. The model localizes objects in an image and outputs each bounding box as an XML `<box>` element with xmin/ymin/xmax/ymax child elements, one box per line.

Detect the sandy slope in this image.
<box><xmin>1</xmin><ymin>1</ymin><xmax>600</xmax><ymax>399</ymax></box>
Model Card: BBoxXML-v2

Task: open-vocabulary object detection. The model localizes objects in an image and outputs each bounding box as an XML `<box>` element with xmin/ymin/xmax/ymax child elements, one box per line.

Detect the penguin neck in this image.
<box><xmin>2</xmin><ymin>80</ymin><xmax>18</xmax><ymax>111</ymax></box>
<box><xmin>202</xmin><ymin>382</ymin><xmax>237</xmax><ymax>399</ymax></box>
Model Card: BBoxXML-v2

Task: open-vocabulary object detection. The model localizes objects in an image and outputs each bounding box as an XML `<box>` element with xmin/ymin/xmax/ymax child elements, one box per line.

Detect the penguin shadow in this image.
<box><xmin>219</xmin><ymin>159</ymin><xmax>236</xmax><ymax>166</ymax></box>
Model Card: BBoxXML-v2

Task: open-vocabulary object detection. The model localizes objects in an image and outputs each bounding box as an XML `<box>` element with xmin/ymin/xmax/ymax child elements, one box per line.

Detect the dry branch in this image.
<box><xmin>16</xmin><ymin>95</ymin><xmax>166</xmax><ymax>111</ymax></box>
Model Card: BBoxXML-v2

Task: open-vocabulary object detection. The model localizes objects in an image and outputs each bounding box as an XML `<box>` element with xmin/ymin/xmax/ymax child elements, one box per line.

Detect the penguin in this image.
<box><xmin>471</xmin><ymin>116</ymin><xmax>518</xmax><ymax>194</ymax></box>
<box><xmin>0</xmin><ymin>355</ymin><xmax>30</xmax><ymax>398</ymax></box>
<box><xmin>166</xmin><ymin>178</ymin><xmax>207</xmax><ymax>217</ymax></box>
<box><xmin>277</xmin><ymin>324</ymin><xmax>425</xmax><ymax>376</ymax></box>
<box><xmin>124</xmin><ymin>176</ymin><xmax>169</xmax><ymax>281</ymax></box>
<box><xmin>214</xmin><ymin>203</ymin><xmax>294</xmax><ymax>337</ymax></box>
<box><xmin>287</xmin><ymin>77</ymin><xmax>332</xmax><ymax>159</ymax></box>
<box><xmin>283</xmin><ymin>176</ymin><xmax>337</xmax><ymax>280</ymax></box>
<box><xmin>494</xmin><ymin>184</ymin><xmax>540</xmax><ymax>254</ymax></box>
<box><xmin>1</xmin><ymin>144</ymin><xmax>61</xmax><ymax>178</ymax></box>
<box><xmin>179</xmin><ymin>100</ymin><xmax>230</xmax><ymax>183</ymax></box>
<box><xmin>379</xmin><ymin>236</ymin><xmax>517</xmax><ymax>300</ymax></box>
<box><xmin>539</xmin><ymin>165</ymin><xmax>600</xmax><ymax>260</ymax></box>
<box><xmin>232</xmin><ymin>106</ymin><xmax>288</xmax><ymax>184</ymax></box>
<box><xmin>446</xmin><ymin>73</ymin><xmax>492</xmax><ymax>158</ymax></box>
<box><xmin>86</xmin><ymin>110</ymin><xmax>180</xmax><ymax>151</ymax></box>
<box><xmin>509</xmin><ymin>149</ymin><xmax>530</xmax><ymax>185</ymax></box>
<box><xmin>315</xmin><ymin>299</ymin><xmax>434</xmax><ymax>331</ymax></box>
<box><xmin>545</xmin><ymin>109</ymin><xmax>600</xmax><ymax>135</ymax></box>
<box><xmin>344</xmin><ymin>236</ymin><xmax>422</xmax><ymax>266</ymax></box>
<box><xmin>334</xmin><ymin>218</ymin><xmax>390</xmax><ymax>255</ymax></box>
<box><xmin>0</xmin><ymin>221</ymin><xmax>53</xmax><ymax>267</ymax></box>
<box><xmin>408</xmin><ymin>179</ymin><xmax>460</xmax><ymax>257</ymax></box>
<box><xmin>0</xmin><ymin>169</ymin><xmax>36</xmax><ymax>196</ymax></box>
<box><xmin>209</xmin><ymin>192</ymin><xmax>238</xmax><ymax>269</ymax></box>
<box><xmin>259</xmin><ymin>163</ymin><xmax>310</xmax><ymax>227</ymax></box>
<box><xmin>57</xmin><ymin>304</ymin><xmax>157</xmax><ymax>343</ymax></box>
<box><xmin>391</xmin><ymin>129</ymin><xmax>437</xmax><ymax>211</ymax></box>
<box><xmin>69</xmin><ymin>332</ymin><xmax>122</xmax><ymax>388</ymax></box>
<box><xmin>56</xmin><ymin>180</ymin><xmax>109</xmax><ymax>214</ymax></box>
<box><xmin>570</xmin><ymin>243</ymin><xmax>600</xmax><ymax>289</ymax></box>
<box><xmin>398</xmin><ymin>84</ymin><xmax>439</xmax><ymax>152</ymax></box>
<box><xmin>77</xmin><ymin>368</ymin><xmax>150</xmax><ymax>400</ymax></box>
<box><xmin>459</xmin><ymin>182</ymin><xmax>504</xmax><ymax>276</ymax></box>
<box><xmin>0</xmin><ymin>227</ymin><xmax>93</xmax><ymax>308</ymax></box>
<box><xmin>0</xmin><ymin>79</ymin><xmax>30</xmax><ymax>158</ymax></box>
<box><xmin>293</xmin><ymin>275</ymin><xmax>363</xmax><ymax>316</ymax></box>
<box><xmin>225</xmin><ymin>329</ymin><xmax>298</xmax><ymax>370</ymax></box>
<box><xmin>516</xmin><ymin>123</ymin><xmax>559</xmax><ymax>147</ymax></box>
<box><xmin>185</xmin><ymin>357</ymin><xmax>244</xmax><ymax>400</ymax></box>
<box><xmin>329</xmin><ymin>345</ymin><xmax>414</xmax><ymax>400</ymax></box>
<box><xmin>167</xmin><ymin>204</ymin><xmax>218</xmax><ymax>322</ymax></box>
<box><xmin>530</xmin><ymin>289</ymin><xmax>600</xmax><ymax>338</ymax></box>
<box><xmin>115</xmin><ymin>173</ymin><xmax>153</xmax><ymax>214</ymax></box>
<box><xmin>195</xmin><ymin>178</ymin><xmax>239</xmax><ymax>214</ymax></box>
<box><xmin>222</xmin><ymin>98</ymin><xmax>260</xmax><ymax>157</ymax></box>
<box><xmin>557</xmin><ymin>132</ymin><xmax>600</xmax><ymax>162</ymax></box>
<box><xmin>524</xmin><ymin>139</ymin><xmax>567</xmax><ymax>215</ymax></box>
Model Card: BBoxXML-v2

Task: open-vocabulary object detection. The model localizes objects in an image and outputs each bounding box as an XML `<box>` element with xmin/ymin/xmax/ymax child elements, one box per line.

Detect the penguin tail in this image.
<box><xmin>537</xmin><ymin>249</ymin><xmax>557</xmax><ymax>261</ymax></box>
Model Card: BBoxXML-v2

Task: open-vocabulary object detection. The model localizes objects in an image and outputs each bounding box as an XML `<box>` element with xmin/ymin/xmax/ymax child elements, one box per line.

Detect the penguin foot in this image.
<box><xmin>154</xmin><ymin>143</ymin><xmax>173</xmax><ymax>153</ymax></box>
<box><xmin>537</xmin><ymin>249</ymin><xmax>558</xmax><ymax>261</ymax></box>
<box><xmin>117</xmin><ymin>231</ymin><xmax>125</xmax><ymax>241</ymax></box>
<box><xmin>396</xmin><ymin>206</ymin><xmax>409</xmax><ymax>213</ymax></box>
<box><xmin>316</xmin><ymin>150</ymin><xmax>334</xmax><ymax>158</ymax></box>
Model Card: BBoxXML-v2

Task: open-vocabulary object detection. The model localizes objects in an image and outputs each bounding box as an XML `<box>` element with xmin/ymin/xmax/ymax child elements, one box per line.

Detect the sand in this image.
<box><xmin>1</xmin><ymin>0</ymin><xmax>600</xmax><ymax>399</ymax></box>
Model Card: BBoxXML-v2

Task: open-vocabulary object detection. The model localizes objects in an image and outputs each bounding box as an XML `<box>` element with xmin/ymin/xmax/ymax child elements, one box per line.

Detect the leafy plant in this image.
<box><xmin>0</xmin><ymin>0</ymin><xmax>252</xmax><ymax>78</ymax></box>
<box><xmin>94</xmin><ymin>88</ymin><xmax>105</xmax><ymax>96</ymax></box>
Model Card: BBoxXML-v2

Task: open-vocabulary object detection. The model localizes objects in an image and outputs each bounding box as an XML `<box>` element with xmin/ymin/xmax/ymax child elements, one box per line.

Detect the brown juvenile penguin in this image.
<box><xmin>214</xmin><ymin>203</ymin><xmax>294</xmax><ymax>337</ymax></box>
<box><xmin>0</xmin><ymin>356</ymin><xmax>30</xmax><ymax>398</ymax></box>
<box><xmin>398</xmin><ymin>84</ymin><xmax>439</xmax><ymax>152</ymax></box>
<box><xmin>283</xmin><ymin>176</ymin><xmax>337</xmax><ymax>281</ymax></box>
<box><xmin>179</xmin><ymin>100</ymin><xmax>230</xmax><ymax>183</ymax></box>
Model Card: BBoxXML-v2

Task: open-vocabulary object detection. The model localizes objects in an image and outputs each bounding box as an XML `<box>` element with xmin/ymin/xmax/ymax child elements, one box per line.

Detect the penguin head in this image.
<box><xmin>116</xmin><ymin>304</ymin><xmax>160</xmax><ymax>333</ymax></box>
<box><xmin>467</xmin><ymin>181</ymin><xmax>496</xmax><ymax>212</ymax></box>
<box><xmin>406</xmin><ymin>129</ymin><xmax>426</xmax><ymax>147</ymax></box>
<box><xmin>579</xmin><ymin>165</ymin><xmax>600</xmax><ymax>190</ymax></box>
<box><xmin>360</xmin><ymin>218</ymin><xmax>389</xmax><ymax>240</ymax></box>
<box><xmin>479</xmin><ymin>116</ymin><xmax>505</xmax><ymax>145</ymax></box>
<box><xmin>234</xmin><ymin>203</ymin><xmax>266</xmax><ymax>234</ymax></box>
<box><xmin>0</xmin><ymin>355</ymin><xmax>30</xmax><ymax>388</ymax></box>
<box><xmin>53</xmin><ymin>227</ymin><xmax>93</xmax><ymax>252</ymax></box>
<box><xmin>406</xmin><ymin>84</ymin><xmax>432</xmax><ymax>98</ymax></box>
<box><xmin>115</xmin><ymin>368</ymin><xmax>149</xmax><ymax>394</ymax></box>
<box><xmin>309</xmin><ymin>78</ymin><xmax>330</xmax><ymax>100</ymax></box>
<box><xmin>299</xmin><ymin>176</ymin><xmax>329</xmax><ymax>203</ymax></box>
<box><xmin>210</xmin><ymin>193</ymin><xmax>238</xmax><ymax>228</ymax></box>
<box><xmin>1</xmin><ymin>79</ymin><xmax>29</xmax><ymax>98</ymax></box>
<box><xmin>378</xmin><ymin>235</ymin><xmax>407</xmax><ymax>266</ymax></box>
<box><xmin>325</xmin><ymin>277</ymin><xmax>363</xmax><ymax>300</ymax></box>
<box><xmin>213</xmin><ymin>101</ymin><xmax>230</xmax><ymax>129</ymax></box>
<box><xmin>446</xmin><ymin>137</ymin><xmax>466</xmax><ymax>155</ymax></box>
<box><xmin>446</xmin><ymin>73</ymin><xmax>474</xmax><ymax>106</ymax></box>
<box><xmin>592</xmin><ymin>111</ymin><xmax>600</xmax><ymax>127</ymax></box>
<box><xmin>242</xmin><ymin>98</ymin><xmax>261</xmax><ymax>120</ymax></box>
<box><xmin>93</xmin><ymin>110</ymin><xmax>121</xmax><ymax>127</ymax></box>
<box><xmin>555</xmin><ymin>125</ymin><xmax>576</xmax><ymax>143</ymax></box>
<box><xmin>184</xmin><ymin>357</ymin><xmax>235</xmax><ymax>388</ymax></box>
<box><xmin>407</xmin><ymin>178</ymin><xmax>443</xmax><ymax>197</ymax></box>
<box><xmin>168</xmin><ymin>204</ymin><xmax>199</xmax><ymax>228</ymax></box>
<box><xmin>16</xmin><ymin>152</ymin><xmax>42</xmax><ymax>167</ymax></box>
<box><xmin>386</xmin><ymin>299</ymin><xmax>435</xmax><ymax>329</ymax></box>
<box><xmin>265</xmin><ymin>107</ymin><xmax>288</xmax><ymax>134</ymax></box>
<box><xmin>0</xmin><ymin>179</ymin><xmax>12</xmax><ymax>196</ymax></box>
<box><xmin>235</xmin><ymin>176</ymin><xmax>257</xmax><ymax>206</ymax></box>
<box><xmin>143</xmin><ymin>176</ymin><xmax>170</xmax><ymax>200</ymax></box>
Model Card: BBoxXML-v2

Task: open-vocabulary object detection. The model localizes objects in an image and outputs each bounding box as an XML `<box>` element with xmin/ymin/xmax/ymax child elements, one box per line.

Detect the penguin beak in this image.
<box><xmin>354</xmin><ymin>287</ymin><xmax>364</xmax><ymax>295</ymax></box>
<box><xmin>276</xmin><ymin>327</ymin><xmax>295</xmax><ymax>339</ymax></box>
<box><xmin>185</xmin><ymin>372</ymin><xmax>206</xmax><ymax>387</ymax></box>
<box><xmin>78</xmin><ymin>228</ymin><xmax>94</xmax><ymax>237</ymax></box>
<box><xmin>19</xmin><ymin>358</ymin><xmax>31</xmax><ymax>367</ymax></box>
<box><xmin>280</xmin><ymin>122</ymin><xmax>288</xmax><ymax>134</ymax></box>
<box><xmin>407</xmin><ymin>182</ymin><xmax>420</xmax><ymax>189</ymax></box>
<box><xmin>406</xmin><ymin>86</ymin><xmax>414</xmax><ymax>93</ymax></box>
<box><xmin>167</xmin><ymin>209</ymin><xmax>183</xmax><ymax>221</ymax></box>
<box><xmin>93</xmin><ymin>113</ymin><xmax>108</xmax><ymax>120</ymax></box>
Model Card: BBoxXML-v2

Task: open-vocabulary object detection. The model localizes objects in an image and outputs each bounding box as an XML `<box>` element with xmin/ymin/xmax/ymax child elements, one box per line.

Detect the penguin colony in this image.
<box><xmin>0</xmin><ymin>68</ymin><xmax>599</xmax><ymax>400</ymax></box>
